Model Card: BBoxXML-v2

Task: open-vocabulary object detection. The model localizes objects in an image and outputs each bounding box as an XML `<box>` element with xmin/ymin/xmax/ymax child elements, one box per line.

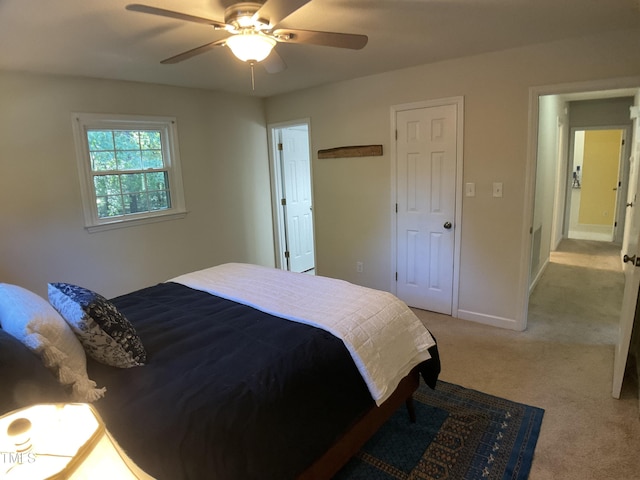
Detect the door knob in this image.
<box><xmin>623</xmin><ymin>254</ymin><xmax>637</xmax><ymax>264</ymax></box>
<box><xmin>444</xmin><ymin>221</ymin><xmax>452</xmax><ymax>229</ymax></box>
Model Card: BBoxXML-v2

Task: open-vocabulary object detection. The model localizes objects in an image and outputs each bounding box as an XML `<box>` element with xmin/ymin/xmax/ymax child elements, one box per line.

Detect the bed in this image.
<box><xmin>0</xmin><ymin>263</ymin><xmax>440</xmax><ymax>479</ymax></box>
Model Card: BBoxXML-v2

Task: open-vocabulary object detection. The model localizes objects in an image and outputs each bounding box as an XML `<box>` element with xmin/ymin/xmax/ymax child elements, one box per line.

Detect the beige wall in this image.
<box><xmin>264</xmin><ymin>28</ymin><xmax>640</xmax><ymax>327</ymax></box>
<box><xmin>0</xmin><ymin>71</ymin><xmax>275</xmax><ymax>298</ymax></box>
<box><xmin>530</xmin><ymin>95</ymin><xmax>567</xmax><ymax>285</ymax></box>
<box><xmin>570</xmin><ymin>97</ymin><xmax>637</xmax><ymax>128</ymax></box>
<box><xmin>2</xmin><ymin>27</ymin><xmax>640</xmax><ymax>328</ymax></box>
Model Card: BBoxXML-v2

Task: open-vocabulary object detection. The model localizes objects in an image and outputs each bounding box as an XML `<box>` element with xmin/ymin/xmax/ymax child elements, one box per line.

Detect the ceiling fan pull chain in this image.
<box><xmin>250</xmin><ymin>61</ymin><xmax>256</xmax><ymax>91</ymax></box>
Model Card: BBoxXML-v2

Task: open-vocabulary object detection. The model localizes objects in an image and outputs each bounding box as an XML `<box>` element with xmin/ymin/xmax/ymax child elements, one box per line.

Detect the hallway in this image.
<box><xmin>527</xmin><ymin>239</ymin><xmax>625</xmax><ymax>346</ymax></box>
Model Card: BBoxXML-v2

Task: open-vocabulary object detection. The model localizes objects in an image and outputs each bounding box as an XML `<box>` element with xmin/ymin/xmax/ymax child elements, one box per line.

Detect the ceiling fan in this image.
<box><xmin>126</xmin><ymin>0</ymin><xmax>368</xmax><ymax>74</ymax></box>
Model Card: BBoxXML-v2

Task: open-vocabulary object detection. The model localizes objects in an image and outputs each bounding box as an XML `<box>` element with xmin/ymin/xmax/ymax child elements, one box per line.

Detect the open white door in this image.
<box><xmin>281</xmin><ymin>125</ymin><xmax>315</xmax><ymax>273</ymax></box>
<box><xmin>613</xmin><ymin>104</ymin><xmax>640</xmax><ymax>398</ymax></box>
<box><xmin>268</xmin><ymin>121</ymin><xmax>315</xmax><ymax>273</ymax></box>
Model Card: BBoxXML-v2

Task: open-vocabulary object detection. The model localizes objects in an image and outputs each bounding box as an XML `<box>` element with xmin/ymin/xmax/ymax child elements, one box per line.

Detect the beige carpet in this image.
<box><xmin>413</xmin><ymin>239</ymin><xmax>640</xmax><ymax>480</ymax></box>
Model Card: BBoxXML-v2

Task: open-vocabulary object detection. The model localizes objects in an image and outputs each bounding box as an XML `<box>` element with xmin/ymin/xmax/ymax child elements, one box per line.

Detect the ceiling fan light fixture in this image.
<box><xmin>226</xmin><ymin>32</ymin><xmax>276</xmax><ymax>62</ymax></box>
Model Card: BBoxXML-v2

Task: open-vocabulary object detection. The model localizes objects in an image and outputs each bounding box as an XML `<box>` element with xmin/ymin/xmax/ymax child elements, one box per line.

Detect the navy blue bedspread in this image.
<box><xmin>88</xmin><ymin>282</ymin><xmax>439</xmax><ymax>480</ymax></box>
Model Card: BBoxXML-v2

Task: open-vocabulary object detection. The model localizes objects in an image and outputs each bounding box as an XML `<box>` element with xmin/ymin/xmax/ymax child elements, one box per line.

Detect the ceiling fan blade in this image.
<box><xmin>126</xmin><ymin>4</ymin><xmax>227</xmax><ymax>29</ymax></box>
<box><xmin>255</xmin><ymin>0</ymin><xmax>311</xmax><ymax>27</ymax></box>
<box><xmin>262</xmin><ymin>49</ymin><xmax>287</xmax><ymax>74</ymax></box>
<box><xmin>274</xmin><ymin>29</ymin><xmax>368</xmax><ymax>50</ymax></box>
<box><xmin>160</xmin><ymin>39</ymin><xmax>227</xmax><ymax>64</ymax></box>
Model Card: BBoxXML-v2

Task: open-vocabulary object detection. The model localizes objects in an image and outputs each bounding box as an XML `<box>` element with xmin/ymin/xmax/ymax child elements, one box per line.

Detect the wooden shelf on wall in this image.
<box><xmin>317</xmin><ymin>145</ymin><xmax>383</xmax><ymax>159</ymax></box>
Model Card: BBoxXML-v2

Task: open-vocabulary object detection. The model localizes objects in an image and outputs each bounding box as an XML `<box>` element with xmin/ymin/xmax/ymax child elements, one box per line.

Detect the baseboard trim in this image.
<box><xmin>568</xmin><ymin>228</ymin><xmax>613</xmax><ymax>242</ymax></box>
<box><xmin>529</xmin><ymin>257</ymin><xmax>549</xmax><ymax>294</ymax></box>
<box><xmin>457</xmin><ymin>309</ymin><xmax>522</xmax><ymax>331</ymax></box>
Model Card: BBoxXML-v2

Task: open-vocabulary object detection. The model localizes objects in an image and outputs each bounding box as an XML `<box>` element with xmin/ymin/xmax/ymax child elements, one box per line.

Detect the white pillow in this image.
<box><xmin>0</xmin><ymin>283</ymin><xmax>106</xmax><ymax>402</ymax></box>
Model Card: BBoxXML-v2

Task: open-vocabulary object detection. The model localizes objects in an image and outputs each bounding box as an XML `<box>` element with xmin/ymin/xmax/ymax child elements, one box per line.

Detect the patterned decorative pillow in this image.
<box><xmin>48</xmin><ymin>283</ymin><xmax>147</xmax><ymax>368</ymax></box>
<box><xmin>0</xmin><ymin>283</ymin><xmax>105</xmax><ymax>403</ymax></box>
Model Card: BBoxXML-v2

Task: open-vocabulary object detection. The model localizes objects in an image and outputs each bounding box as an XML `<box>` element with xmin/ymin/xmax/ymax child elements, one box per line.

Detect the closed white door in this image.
<box><xmin>280</xmin><ymin>126</ymin><xmax>315</xmax><ymax>273</ymax></box>
<box><xmin>396</xmin><ymin>104</ymin><xmax>457</xmax><ymax>314</ymax></box>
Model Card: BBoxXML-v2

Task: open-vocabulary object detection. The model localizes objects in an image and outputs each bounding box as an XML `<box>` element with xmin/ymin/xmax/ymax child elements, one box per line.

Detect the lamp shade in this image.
<box><xmin>0</xmin><ymin>403</ymin><xmax>153</xmax><ymax>480</ymax></box>
<box><xmin>226</xmin><ymin>32</ymin><xmax>276</xmax><ymax>62</ymax></box>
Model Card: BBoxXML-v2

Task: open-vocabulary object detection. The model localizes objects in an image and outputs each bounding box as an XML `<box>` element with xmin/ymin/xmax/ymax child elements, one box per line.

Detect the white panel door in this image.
<box><xmin>396</xmin><ymin>104</ymin><xmax>457</xmax><ymax>314</ymax></box>
<box><xmin>613</xmin><ymin>105</ymin><xmax>640</xmax><ymax>398</ymax></box>
<box><xmin>281</xmin><ymin>126</ymin><xmax>315</xmax><ymax>273</ymax></box>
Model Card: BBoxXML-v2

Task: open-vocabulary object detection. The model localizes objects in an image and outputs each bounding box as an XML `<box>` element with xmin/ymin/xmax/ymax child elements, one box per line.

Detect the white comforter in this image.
<box><xmin>170</xmin><ymin>263</ymin><xmax>436</xmax><ymax>406</ymax></box>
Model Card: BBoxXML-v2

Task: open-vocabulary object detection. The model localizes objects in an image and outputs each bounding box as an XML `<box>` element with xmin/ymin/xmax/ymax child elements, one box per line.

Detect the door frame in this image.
<box><xmin>520</xmin><ymin>76</ymin><xmax>640</xmax><ymax>331</ymax></box>
<box><xmin>389</xmin><ymin>96</ymin><xmax>464</xmax><ymax>317</ymax></box>
<box><xmin>267</xmin><ymin>118</ymin><xmax>315</xmax><ymax>271</ymax></box>
<box><xmin>614</xmin><ymin>127</ymin><xmax>632</xmax><ymax>244</ymax></box>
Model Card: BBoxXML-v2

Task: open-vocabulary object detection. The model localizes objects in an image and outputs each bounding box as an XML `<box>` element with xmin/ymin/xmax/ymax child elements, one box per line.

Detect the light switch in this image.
<box><xmin>493</xmin><ymin>182</ymin><xmax>503</xmax><ymax>198</ymax></box>
<box><xmin>465</xmin><ymin>182</ymin><xmax>476</xmax><ymax>197</ymax></box>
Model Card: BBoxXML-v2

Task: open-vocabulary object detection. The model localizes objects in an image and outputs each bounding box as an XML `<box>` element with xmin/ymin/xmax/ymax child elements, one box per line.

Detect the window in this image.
<box><xmin>72</xmin><ymin>113</ymin><xmax>186</xmax><ymax>232</ymax></box>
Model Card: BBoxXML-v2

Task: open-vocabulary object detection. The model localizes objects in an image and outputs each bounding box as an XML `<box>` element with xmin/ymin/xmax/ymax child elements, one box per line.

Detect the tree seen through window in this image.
<box><xmin>87</xmin><ymin>130</ymin><xmax>171</xmax><ymax>218</ymax></box>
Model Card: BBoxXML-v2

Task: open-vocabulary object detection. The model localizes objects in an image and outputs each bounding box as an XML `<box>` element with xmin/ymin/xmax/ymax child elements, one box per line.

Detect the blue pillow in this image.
<box><xmin>48</xmin><ymin>283</ymin><xmax>147</xmax><ymax>368</ymax></box>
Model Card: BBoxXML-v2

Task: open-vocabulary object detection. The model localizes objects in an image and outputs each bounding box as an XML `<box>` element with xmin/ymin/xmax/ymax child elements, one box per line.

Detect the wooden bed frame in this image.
<box><xmin>298</xmin><ymin>367</ymin><xmax>420</xmax><ymax>479</ymax></box>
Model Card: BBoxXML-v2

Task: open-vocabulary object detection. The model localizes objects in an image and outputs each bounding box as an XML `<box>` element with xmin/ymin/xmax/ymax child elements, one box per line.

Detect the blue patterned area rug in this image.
<box><xmin>335</xmin><ymin>380</ymin><xmax>544</xmax><ymax>480</ymax></box>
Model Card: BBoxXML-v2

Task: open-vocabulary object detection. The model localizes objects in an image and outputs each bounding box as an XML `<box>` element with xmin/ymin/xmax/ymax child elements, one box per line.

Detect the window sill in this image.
<box><xmin>85</xmin><ymin>210</ymin><xmax>188</xmax><ymax>233</ymax></box>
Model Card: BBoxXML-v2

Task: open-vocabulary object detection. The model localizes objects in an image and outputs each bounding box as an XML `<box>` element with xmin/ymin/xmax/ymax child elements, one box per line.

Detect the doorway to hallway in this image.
<box><xmin>525</xmin><ymin>80</ymin><xmax>639</xmax><ymax>399</ymax></box>
<box><xmin>268</xmin><ymin>120</ymin><xmax>316</xmax><ymax>273</ymax></box>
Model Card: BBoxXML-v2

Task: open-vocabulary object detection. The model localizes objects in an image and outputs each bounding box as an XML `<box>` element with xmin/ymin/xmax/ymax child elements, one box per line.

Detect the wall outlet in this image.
<box><xmin>493</xmin><ymin>182</ymin><xmax>503</xmax><ymax>198</ymax></box>
<box><xmin>356</xmin><ymin>261</ymin><xmax>363</xmax><ymax>273</ymax></box>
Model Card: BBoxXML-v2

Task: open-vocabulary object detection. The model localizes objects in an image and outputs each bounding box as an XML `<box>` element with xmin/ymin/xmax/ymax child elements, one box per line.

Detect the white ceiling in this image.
<box><xmin>1</xmin><ymin>0</ymin><xmax>639</xmax><ymax>97</ymax></box>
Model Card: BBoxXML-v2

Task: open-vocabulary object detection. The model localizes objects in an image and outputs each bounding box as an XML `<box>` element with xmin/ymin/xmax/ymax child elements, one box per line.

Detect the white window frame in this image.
<box><xmin>72</xmin><ymin>113</ymin><xmax>187</xmax><ymax>233</ymax></box>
